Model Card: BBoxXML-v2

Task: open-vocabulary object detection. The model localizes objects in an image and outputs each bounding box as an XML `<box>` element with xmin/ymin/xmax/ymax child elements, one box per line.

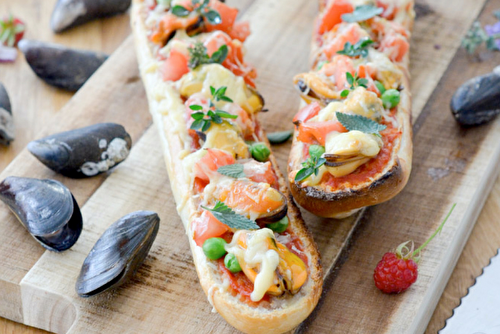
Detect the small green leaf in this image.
<box><xmin>336</xmin><ymin>112</ymin><xmax>386</xmax><ymax>135</ymax></box>
<box><xmin>210</xmin><ymin>86</ymin><xmax>216</xmax><ymax>96</ymax></box>
<box><xmin>171</xmin><ymin>5</ymin><xmax>190</xmax><ymax>17</ymax></box>
<box><xmin>201</xmin><ymin>120</ymin><xmax>212</xmax><ymax>132</ymax></box>
<box><xmin>341</xmin><ymin>5</ymin><xmax>383</xmax><ymax>23</ymax></box>
<box><xmin>191</xmin><ymin>112</ymin><xmax>205</xmax><ymax>120</ymax></box>
<box><xmin>336</xmin><ymin>37</ymin><xmax>374</xmax><ymax>58</ymax></box>
<box><xmin>204</xmin><ymin>9</ymin><xmax>222</xmax><ymax>24</ymax></box>
<box><xmin>295</xmin><ymin>167</ymin><xmax>314</xmax><ymax>182</ymax></box>
<box><xmin>191</xmin><ymin>119</ymin><xmax>204</xmax><ymax>130</ymax></box>
<box><xmin>202</xmin><ymin>201</ymin><xmax>260</xmax><ymax>230</ymax></box>
<box><xmin>267</xmin><ymin>131</ymin><xmax>292</xmax><ymax>144</ymax></box>
<box><xmin>346</xmin><ymin>72</ymin><xmax>354</xmax><ymax>85</ymax></box>
<box><xmin>215</xmin><ymin>110</ymin><xmax>238</xmax><ymax>119</ymax></box>
<box><xmin>210</xmin><ymin>44</ymin><xmax>229</xmax><ymax>64</ymax></box>
<box><xmin>190</xmin><ymin>105</ymin><xmax>203</xmax><ymax>111</ymax></box>
<box><xmin>217</xmin><ymin>164</ymin><xmax>246</xmax><ymax>178</ymax></box>
<box><xmin>357</xmin><ymin>78</ymin><xmax>368</xmax><ymax>88</ymax></box>
<box><xmin>341</xmin><ymin>89</ymin><xmax>350</xmax><ymax>98</ymax></box>
<box><xmin>309</xmin><ymin>145</ymin><xmax>325</xmax><ymax>159</ymax></box>
<box><xmin>295</xmin><ymin>156</ymin><xmax>326</xmax><ymax>182</ymax></box>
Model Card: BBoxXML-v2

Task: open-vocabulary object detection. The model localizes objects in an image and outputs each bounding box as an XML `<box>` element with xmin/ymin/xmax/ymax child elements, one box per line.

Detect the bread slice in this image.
<box><xmin>288</xmin><ymin>0</ymin><xmax>414</xmax><ymax>218</ymax></box>
<box><xmin>131</xmin><ymin>1</ymin><xmax>323</xmax><ymax>333</ymax></box>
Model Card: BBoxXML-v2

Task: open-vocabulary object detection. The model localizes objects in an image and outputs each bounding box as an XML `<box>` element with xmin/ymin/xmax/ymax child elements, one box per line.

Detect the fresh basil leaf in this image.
<box><xmin>202</xmin><ymin>201</ymin><xmax>259</xmax><ymax>230</ymax></box>
<box><xmin>336</xmin><ymin>112</ymin><xmax>386</xmax><ymax>135</ymax></box>
<box><xmin>217</xmin><ymin>164</ymin><xmax>246</xmax><ymax>178</ymax></box>
<box><xmin>267</xmin><ymin>131</ymin><xmax>292</xmax><ymax>144</ymax></box>
<box><xmin>171</xmin><ymin>5</ymin><xmax>190</xmax><ymax>17</ymax></box>
<box><xmin>341</xmin><ymin>5</ymin><xmax>383</xmax><ymax>23</ymax></box>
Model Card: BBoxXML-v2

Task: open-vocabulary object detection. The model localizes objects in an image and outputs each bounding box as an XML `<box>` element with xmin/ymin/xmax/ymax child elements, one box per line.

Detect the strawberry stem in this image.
<box><xmin>412</xmin><ymin>203</ymin><xmax>456</xmax><ymax>258</ymax></box>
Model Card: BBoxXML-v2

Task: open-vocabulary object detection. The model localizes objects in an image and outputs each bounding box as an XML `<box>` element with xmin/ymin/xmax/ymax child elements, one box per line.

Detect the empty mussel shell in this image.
<box><xmin>18</xmin><ymin>39</ymin><xmax>108</xmax><ymax>92</ymax></box>
<box><xmin>450</xmin><ymin>66</ymin><xmax>500</xmax><ymax>126</ymax></box>
<box><xmin>76</xmin><ymin>211</ymin><xmax>160</xmax><ymax>298</ymax></box>
<box><xmin>0</xmin><ymin>82</ymin><xmax>14</xmax><ymax>145</ymax></box>
<box><xmin>51</xmin><ymin>0</ymin><xmax>132</xmax><ymax>33</ymax></box>
<box><xmin>0</xmin><ymin>176</ymin><xmax>82</xmax><ymax>252</ymax></box>
<box><xmin>28</xmin><ymin>123</ymin><xmax>132</xmax><ymax>178</ymax></box>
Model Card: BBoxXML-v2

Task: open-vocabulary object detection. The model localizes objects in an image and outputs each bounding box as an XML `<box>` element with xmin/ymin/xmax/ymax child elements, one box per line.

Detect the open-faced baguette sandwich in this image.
<box><xmin>288</xmin><ymin>0</ymin><xmax>414</xmax><ymax>218</ymax></box>
<box><xmin>131</xmin><ymin>1</ymin><xmax>323</xmax><ymax>333</ymax></box>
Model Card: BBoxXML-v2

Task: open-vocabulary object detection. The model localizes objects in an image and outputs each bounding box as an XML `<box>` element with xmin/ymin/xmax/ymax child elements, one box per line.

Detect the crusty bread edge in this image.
<box><xmin>130</xmin><ymin>1</ymin><xmax>323</xmax><ymax>333</ymax></box>
<box><xmin>288</xmin><ymin>16</ymin><xmax>413</xmax><ymax>219</ymax></box>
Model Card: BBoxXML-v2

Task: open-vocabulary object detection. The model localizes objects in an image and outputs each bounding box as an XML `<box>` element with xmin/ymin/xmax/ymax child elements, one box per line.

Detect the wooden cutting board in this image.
<box><xmin>0</xmin><ymin>0</ymin><xmax>498</xmax><ymax>333</ymax></box>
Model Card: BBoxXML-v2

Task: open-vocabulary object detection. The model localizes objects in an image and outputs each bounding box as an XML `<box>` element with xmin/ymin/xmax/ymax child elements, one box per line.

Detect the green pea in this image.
<box><xmin>382</xmin><ymin>89</ymin><xmax>400</xmax><ymax>109</ymax></box>
<box><xmin>309</xmin><ymin>145</ymin><xmax>325</xmax><ymax>159</ymax></box>
<box><xmin>202</xmin><ymin>238</ymin><xmax>227</xmax><ymax>260</ymax></box>
<box><xmin>224</xmin><ymin>253</ymin><xmax>242</xmax><ymax>273</ymax></box>
<box><xmin>267</xmin><ymin>216</ymin><xmax>289</xmax><ymax>233</ymax></box>
<box><xmin>374</xmin><ymin>80</ymin><xmax>386</xmax><ymax>94</ymax></box>
<box><xmin>250</xmin><ymin>142</ymin><xmax>271</xmax><ymax>162</ymax></box>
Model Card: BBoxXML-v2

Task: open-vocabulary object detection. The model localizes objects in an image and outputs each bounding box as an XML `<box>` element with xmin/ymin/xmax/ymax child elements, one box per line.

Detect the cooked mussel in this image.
<box><xmin>227</xmin><ymin>229</ymin><xmax>307</xmax><ymax>301</ymax></box>
<box><xmin>28</xmin><ymin>123</ymin><xmax>132</xmax><ymax>178</ymax></box>
<box><xmin>451</xmin><ymin>66</ymin><xmax>500</xmax><ymax>126</ymax></box>
<box><xmin>76</xmin><ymin>211</ymin><xmax>160</xmax><ymax>298</ymax></box>
<box><xmin>0</xmin><ymin>83</ymin><xmax>14</xmax><ymax>145</ymax></box>
<box><xmin>0</xmin><ymin>176</ymin><xmax>82</xmax><ymax>252</ymax></box>
<box><xmin>294</xmin><ymin>72</ymin><xmax>339</xmax><ymax>105</ymax></box>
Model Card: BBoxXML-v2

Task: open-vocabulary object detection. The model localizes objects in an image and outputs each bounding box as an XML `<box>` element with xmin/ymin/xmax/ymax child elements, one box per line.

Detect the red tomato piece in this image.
<box><xmin>316</xmin><ymin>0</ymin><xmax>354</xmax><ymax>36</ymax></box>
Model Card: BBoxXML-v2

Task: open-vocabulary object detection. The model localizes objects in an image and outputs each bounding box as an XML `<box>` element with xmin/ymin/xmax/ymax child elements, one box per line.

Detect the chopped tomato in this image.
<box><xmin>322</xmin><ymin>23</ymin><xmax>366</xmax><ymax>59</ymax></box>
<box><xmin>194</xmin><ymin>148</ymin><xmax>236</xmax><ymax>185</ymax></box>
<box><xmin>316</xmin><ymin>0</ymin><xmax>354</xmax><ymax>36</ymax></box>
<box><xmin>150</xmin><ymin>13</ymin><xmax>199</xmax><ymax>45</ymax></box>
<box><xmin>297</xmin><ymin>121</ymin><xmax>346</xmax><ymax>146</ymax></box>
<box><xmin>320</xmin><ymin>55</ymin><xmax>354</xmax><ymax>90</ymax></box>
<box><xmin>376</xmin><ymin>0</ymin><xmax>397</xmax><ymax>20</ymax></box>
<box><xmin>192</xmin><ymin>211</ymin><xmax>229</xmax><ymax>247</ymax></box>
<box><xmin>243</xmin><ymin>161</ymin><xmax>279</xmax><ymax>189</ymax></box>
<box><xmin>160</xmin><ymin>48</ymin><xmax>189</xmax><ymax>82</ymax></box>
<box><xmin>205</xmin><ymin>0</ymin><xmax>251</xmax><ymax>42</ymax></box>
<box><xmin>188</xmin><ymin>129</ymin><xmax>202</xmax><ymax>152</ymax></box>
<box><xmin>357</xmin><ymin>64</ymin><xmax>379</xmax><ymax>95</ymax></box>
<box><xmin>379</xmin><ymin>32</ymin><xmax>409</xmax><ymax>62</ymax></box>
<box><xmin>204</xmin><ymin>31</ymin><xmax>257</xmax><ymax>87</ymax></box>
<box><xmin>293</xmin><ymin>102</ymin><xmax>322</xmax><ymax>123</ymax></box>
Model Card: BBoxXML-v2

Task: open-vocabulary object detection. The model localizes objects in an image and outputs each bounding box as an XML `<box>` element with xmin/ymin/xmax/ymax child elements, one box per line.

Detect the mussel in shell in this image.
<box><xmin>451</xmin><ymin>66</ymin><xmax>500</xmax><ymax>126</ymax></box>
<box><xmin>28</xmin><ymin>123</ymin><xmax>132</xmax><ymax>178</ymax></box>
<box><xmin>293</xmin><ymin>72</ymin><xmax>339</xmax><ymax>105</ymax></box>
<box><xmin>76</xmin><ymin>211</ymin><xmax>160</xmax><ymax>297</ymax></box>
<box><xmin>51</xmin><ymin>0</ymin><xmax>131</xmax><ymax>33</ymax></box>
<box><xmin>0</xmin><ymin>83</ymin><xmax>14</xmax><ymax>145</ymax></box>
<box><xmin>18</xmin><ymin>39</ymin><xmax>108</xmax><ymax>92</ymax></box>
<box><xmin>0</xmin><ymin>177</ymin><xmax>82</xmax><ymax>252</ymax></box>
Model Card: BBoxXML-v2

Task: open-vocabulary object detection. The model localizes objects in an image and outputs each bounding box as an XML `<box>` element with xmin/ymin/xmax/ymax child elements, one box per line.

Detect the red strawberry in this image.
<box><xmin>0</xmin><ymin>15</ymin><xmax>25</xmax><ymax>47</ymax></box>
<box><xmin>373</xmin><ymin>204</ymin><xmax>456</xmax><ymax>294</ymax></box>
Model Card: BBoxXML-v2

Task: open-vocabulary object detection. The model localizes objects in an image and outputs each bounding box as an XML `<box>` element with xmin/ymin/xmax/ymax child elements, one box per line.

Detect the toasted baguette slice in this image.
<box><xmin>131</xmin><ymin>1</ymin><xmax>323</xmax><ymax>333</ymax></box>
<box><xmin>288</xmin><ymin>0</ymin><xmax>414</xmax><ymax>218</ymax></box>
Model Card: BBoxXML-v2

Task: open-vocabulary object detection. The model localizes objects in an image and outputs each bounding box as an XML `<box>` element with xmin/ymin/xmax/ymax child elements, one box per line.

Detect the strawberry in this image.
<box><xmin>373</xmin><ymin>204</ymin><xmax>456</xmax><ymax>294</ymax></box>
<box><xmin>0</xmin><ymin>15</ymin><xmax>25</xmax><ymax>47</ymax></box>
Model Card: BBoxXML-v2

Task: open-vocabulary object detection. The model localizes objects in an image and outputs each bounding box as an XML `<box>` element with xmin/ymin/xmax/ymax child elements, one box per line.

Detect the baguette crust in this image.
<box><xmin>131</xmin><ymin>1</ymin><xmax>323</xmax><ymax>333</ymax></box>
<box><xmin>288</xmin><ymin>1</ymin><xmax>414</xmax><ymax>218</ymax></box>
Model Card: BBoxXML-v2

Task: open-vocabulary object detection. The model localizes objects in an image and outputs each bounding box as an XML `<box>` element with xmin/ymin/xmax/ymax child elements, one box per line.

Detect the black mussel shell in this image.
<box><xmin>18</xmin><ymin>39</ymin><xmax>108</xmax><ymax>92</ymax></box>
<box><xmin>51</xmin><ymin>0</ymin><xmax>131</xmax><ymax>33</ymax></box>
<box><xmin>0</xmin><ymin>177</ymin><xmax>82</xmax><ymax>252</ymax></box>
<box><xmin>28</xmin><ymin>123</ymin><xmax>132</xmax><ymax>178</ymax></box>
<box><xmin>255</xmin><ymin>193</ymin><xmax>288</xmax><ymax>224</ymax></box>
<box><xmin>76</xmin><ymin>211</ymin><xmax>160</xmax><ymax>297</ymax></box>
<box><xmin>451</xmin><ymin>67</ymin><xmax>500</xmax><ymax>126</ymax></box>
<box><xmin>0</xmin><ymin>82</ymin><xmax>14</xmax><ymax>145</ymax></box>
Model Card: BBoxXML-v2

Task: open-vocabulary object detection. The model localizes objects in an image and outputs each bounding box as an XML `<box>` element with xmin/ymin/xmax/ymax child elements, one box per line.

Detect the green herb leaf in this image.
<box><xmin>188</xmin><ymin>43</ymin><xmax>228</xmax><ymax>69</ymax></box>
<box><xmin>336</xmin><ymin>112</ymin><xmax>386</xmax><ymax>135</ymax></box>
<box><xmin>346</xmin><ymin>72</ymin><xmax>354</xmax><ymax>85</ymax></box>
<box><xmin>210</xmin><ymin>44</ymin><xmax>228</xmax><ymax>64</ymax></box>
<box><xmin>337</xmin><ymin>37</ymin><xmax>374</xmax><ymax>58</ymax></box>
<box><xmin>171</xmin><ymin>5</ymin><xmax>190</xmax><ymax>17</ymax></box>
<box><xmin>341</xmin><ymin>89</ymin><xmax>350</xmax><ymax>98</ymax></box>
<box><xmin>217</xmin><ymin>164</ymin><xmax>246</xmax><ymax>178</ymax></box>
<box><xmin>190</xmin><ymin>105</ymin><xmax>203</xmax><ymax>111</ymax></box>
<box><xmin>374</xmin><ymin>80</ymin><xmax>386</xmax><ymax>94</ymax></box>
<box><xmin>212</xmin><ymin>85</ymin><xmax>233</xmax><ymax>102</ymax></box>
<box><xmin>341</xmin><ymin>5</ymin><xmax>383</xmax><ymax>23</ymax></box>
<box><xmin>204</xmin><ymin>9</ymin><xmax>222</xmax><ymax>24</ymax></box>
<box><xmin>267</xmin><ymin>131</ymin><xmax>292</xmax><ymax>144</ymax></box>
<box><xmin>202</xmin><ymin>201</ymin><xmax>260</xmax><ymax>230</ymax></box>
<box><xmin>215</xmin><ymin>110</ymin><xmax>238</xmax><ymax>119</ymax></box>
<box><xmin>295</xmin><ymin>156</ymin><xmax>326</xmax><ymax>182</ymax></box>
<box><xmin>191</xmin><ymin>111</ymin><xmax>205</xmax><ymax>120</ymax></box>
<box><xmin>357</xmin><ymin>78</ymin><xmax>368</xmax><ymax>88</ymax></box>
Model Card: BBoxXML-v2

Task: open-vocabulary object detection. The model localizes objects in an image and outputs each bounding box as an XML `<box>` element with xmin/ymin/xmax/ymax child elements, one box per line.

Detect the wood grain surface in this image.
<box><xmin>0</xmin><ymin>0</ymin><xmax>499</xmax><ymax>333</ymax></box>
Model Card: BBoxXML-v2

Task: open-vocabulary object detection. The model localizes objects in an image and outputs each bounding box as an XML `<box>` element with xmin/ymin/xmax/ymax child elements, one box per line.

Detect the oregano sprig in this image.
<box><xmin>337</xmin><ymin>37</ymin><xmax>374</xmax><ymax>58</ymax></box>
<box><xmin>340</xmin><ymin>71</ymin><xmax>368</xmax><ymax>98</ymax></box>
<box><xmin>188</xmin><ymin>42</ymin><xmax>228</xmax><ymax>69</ymax></box>
<box><xmin>171</xmin><ymin>0</ymin><xmax>221</xmax><ymax>25</ymax></box>
<box><xmin>190</xmin><ymin>86</ymin><xmax>237</xmax><ymax>132</ymax></box>
<box><xmin>295</xmin><ymin>156</ymin><xmax>326</xmax><ymax>182</ymax></box>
